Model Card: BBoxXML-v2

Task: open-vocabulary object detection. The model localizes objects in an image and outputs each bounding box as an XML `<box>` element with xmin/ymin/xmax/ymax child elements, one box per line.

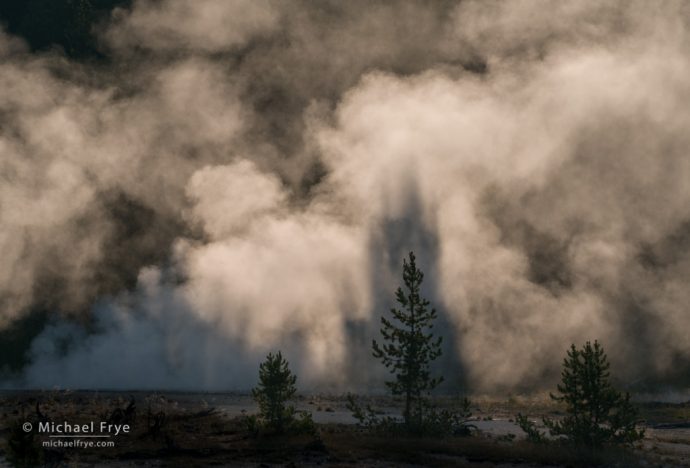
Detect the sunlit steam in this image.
<box><xmin>2</xmin><ymin>0</ymin><xmax>690</xmax><ymax>392</ymax></box>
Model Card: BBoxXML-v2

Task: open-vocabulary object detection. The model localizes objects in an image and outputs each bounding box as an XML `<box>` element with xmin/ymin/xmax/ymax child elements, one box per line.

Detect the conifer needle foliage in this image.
<box><xmin>543</xmin><ymin>341</ymin><xmax>644</xmax><ymax>447</ymax></box>
<box><xmin>252</xmin><ymin>351</ymin><xmax>297</xmax><ymax>433</ymax></box>
<box><xmin>372</xmin><ymin>251</ymin><xmax>444</xmax><ymax>432</ymax></box>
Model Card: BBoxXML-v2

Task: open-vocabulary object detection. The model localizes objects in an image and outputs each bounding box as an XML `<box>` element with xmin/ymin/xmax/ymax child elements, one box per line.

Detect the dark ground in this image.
<box><xmin>0</xmin><ymin>391</ymin><xmax>688</xmax><ymax>467</ymax></box>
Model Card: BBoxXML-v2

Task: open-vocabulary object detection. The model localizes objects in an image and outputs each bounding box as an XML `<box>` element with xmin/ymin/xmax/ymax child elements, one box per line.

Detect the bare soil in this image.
<box><xmin>0</xmin><ymin>391</ymin><xmax>687</xmax><ymax>467</ymax></box>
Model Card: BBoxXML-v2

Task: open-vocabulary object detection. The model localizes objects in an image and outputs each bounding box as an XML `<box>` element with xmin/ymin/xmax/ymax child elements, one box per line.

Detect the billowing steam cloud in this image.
<box><xmin>3</xmin><ymin>0</ymin><xmax>690</xmax><ymax>392</ymax></box>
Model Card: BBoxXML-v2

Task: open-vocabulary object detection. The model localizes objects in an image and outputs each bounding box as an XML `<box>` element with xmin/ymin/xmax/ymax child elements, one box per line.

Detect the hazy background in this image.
<box><xmin>1</xmin><ymin>0</ymin><xmax>690</xmax><ymax>393</ymax></box>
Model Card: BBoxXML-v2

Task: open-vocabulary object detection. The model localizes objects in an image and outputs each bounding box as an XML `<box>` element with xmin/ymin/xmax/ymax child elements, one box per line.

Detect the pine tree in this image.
<box><xmin>372</xmin><ymin>251</ymin><xmax>443</xmax><ymax>432</ymax></box>
<box><xmin>544</xmin><ymin>341</ymin><xmax>644</xmax><ymax>447</ymax></box>
<box><xmin>252</xmin><ymin>351</ymin><xmax>297</xmax><ymax>433</ymax></box>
